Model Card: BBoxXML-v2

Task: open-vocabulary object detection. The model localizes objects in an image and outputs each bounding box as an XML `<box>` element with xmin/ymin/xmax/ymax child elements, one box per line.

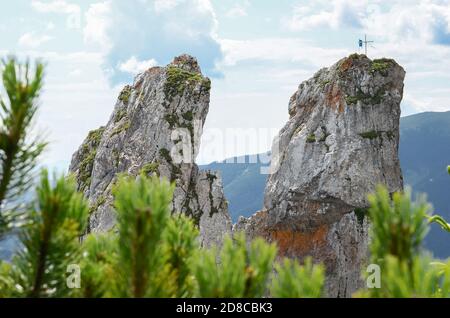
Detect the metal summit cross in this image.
<box><xmin>359</xmin><ymin>34</ymin><xmax>374</xmax><ymax>55</ymax></box>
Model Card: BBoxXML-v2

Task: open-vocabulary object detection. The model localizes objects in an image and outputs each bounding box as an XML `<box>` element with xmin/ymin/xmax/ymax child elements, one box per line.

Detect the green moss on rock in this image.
<box><xmin>159</xmin><ymin>148</ymin><xmax>171</xmax><ymax>162</ymax></box>
<box><xmin>159</xmin><ymin>148</ymin><xmax>182</xmax><ymax>182</ymax></box>
<box><xmin>140</xmin><ymin>162</ymin><xmax>160</xmax><ymax>176</ymax></box>
<box><xmin>206</xmin><ymin>172</ymin><xmax>219</xmax><ymax>217</ymax></box>
<box><xmin>77</xmin><ymin>127</ymin><xmax>105</xmax><ymax>192</ymax></box>
<box><xmin>306</xmin><ymin>133</ymin><xmax>316</xmax><ymax>143</ymax></box>
<box><xmin>359</xmin><ymin>131</ymin><xmax>382</xmax><ymax>140</ymax></box>
<box><xmin>320</xmin><ymin>79</ymin><xmax>330</xmax><ymax>88</ymax></box>
<box><xmin>89</xmin><ymin>195</ymin><xmax>106</xmax><ymax>215</ymax></box>
<box><xmin>118</xmin><ymin>85</ymin><xmax>132</xmax><ymax>103</ymax></box>
<box><xmin>86</xmin><ymin>127</ymin><xmax>105</xmax><ymax>145</ymax></box>
<box><xmin>202</xmin><ymin>78</ymin><xmax>211</xmax><ymax>92</ymax></box>
<box><xmin>164</xmin><ymin>112</ymin><xmax>195</xmax><ymax>144</ymax></box>
<box><xmin>371</xmin><ymin>58</ymin><xmax>394</xmax><ymax>76</ymax></box>
<box><xmin>319</xmin><ymin>126</ymin><xmax>330</xmax><ymax>142</ymax></box>
<box><xmin>164</xmin><ymin>114</ymin><xmax>178</xmax><ymax>129</ymax></box>
<box><xmin>346</xmin><ymin>87</ymin><xmax>386</xmax><ymax>106</ymax></box>
<box><xmin>164</xmin><ymin>66</ymin><xmax>205</xmax><ymax>101</ymax></box>
<box><xmin>346</xmin><ymin>95</ymin><xmax>360</xmax><ymax>105</ymax></box>
<box><xmin>182</xmin><ymin>111</ymin><xmax>194</xmax><ymax>122</ymax></box>
<box><xmin>114</xmin><ymin>108</ymin><xmax>128</xmax><ymax>123</ymax></box>
<box><xmin>110</xmin><ymin>120</ymin><xmax>131</xmax><ymax>137</ymax></box>
<box><xmin>349</xmin><ymin>53</ymin><xmax>361</xmax><ymax>60</ymax></box>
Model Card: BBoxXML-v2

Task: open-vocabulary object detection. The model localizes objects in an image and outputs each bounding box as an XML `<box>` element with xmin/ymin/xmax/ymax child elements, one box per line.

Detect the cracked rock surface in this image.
<box><xmin>69</xmin><ymin>55</ymin><xmax>232</xmax><ymax>247</ymax></box>
<box><xmin>235</xmin><ymin>54</ymin><xmax>405</xmax><ymax>297</ymax></box>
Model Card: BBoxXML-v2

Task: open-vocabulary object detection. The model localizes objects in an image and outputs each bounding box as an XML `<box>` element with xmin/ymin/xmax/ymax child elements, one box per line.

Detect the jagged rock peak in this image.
<box><xmin>235</xmin><ymin>53</ymin><xmax>405</xmax><ymax>297</ymax></box>
<box><xmin>69</xmin><ymin>55</ymin><xmax>231</xmax><ymax>247</ymax></box>
<box><xmin>171</xmin><ymin>54</ymin><xmax>202</xmax><ymax>73</ymax></box>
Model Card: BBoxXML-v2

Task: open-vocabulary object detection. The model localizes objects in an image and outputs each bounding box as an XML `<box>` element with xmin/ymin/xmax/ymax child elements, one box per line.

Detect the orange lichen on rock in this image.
<box><xmin>326</xmin><ymin>83</ymin><xmax>345</xmax><ymax>113</ymax></box>
<box><xmin>146</xmin><ymin>66</ymin><xmax>162</xmax><ymax>76</ymax></box>
<box><xmin>267</xmin><ymin>224</ymin><xmax>329</xmax><ymax>258</ymax></box>
<box><xmin>339</xmin><ymin>57</ymin><xmax>353</xmax><ymax>73</ymax></box>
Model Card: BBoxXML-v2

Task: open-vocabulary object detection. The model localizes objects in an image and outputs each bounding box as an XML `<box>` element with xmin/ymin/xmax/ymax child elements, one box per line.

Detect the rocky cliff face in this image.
<box><xmin>69</xmin><ymin>55</ymin><xmax>232</xmax><ymax>247</ymax></box>
<box><xmin>235</xmin><ymin>54</ymin><xmax>405</xmax><ymax>297</ymax></box>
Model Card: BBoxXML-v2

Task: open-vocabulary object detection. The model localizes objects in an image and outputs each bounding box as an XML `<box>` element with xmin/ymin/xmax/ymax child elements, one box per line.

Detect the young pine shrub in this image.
<box><xmin>0</xmin><ymin>261</ymin><xmax>13</xmax><ymax>297</ymax></box>
<box><xmin>271</xmin><ymin>257</ymin><xmax>325</xmax><ymax>298</ymax></box>
<box><xmin>379</xmin><ymin>255</ymin><xmax>449</xmax><ymax>298</ymax></box>
<box><xmin>78</xmin><ymin>175</ymin><xmax>201</xmax><ymax>298</ymax></box>
<box><xmin>368</xmin><ymin>186</ymin><xmax>430</xmax><ymax>264</ymax></box>
<box><xmin>358</xmin><ymin>185</ymin><xmax>450</xmax><ymax>298</ymax></box>
<box><xmin>4</xmin><ymin>170</ymin><xmax>88</xmax><ymax>298</ymax></box>
<box><xmin>0</xmin><ymin>171</ymin><xmax>327</xmax><ymax>299</ymax></box>
<box><xmin>193</xmin><ymin>233</ymin><xmax>277</xmax><ymax>298</ymax></box>
<box><xmin>112</xmin><ymin>174</ymin><xmax>325</xmax><ymax>298</ymax></box>
<box><xmin>112</xmin><ymin>174</ymin><xmax>177</xmax><ymax>298</ymax></box>
<box><xmin>427</xmin><ymin>166</ymin><xmax>450</xmax><ymax>234</ymax></box>
<box><xmin>163</xmin><ymin>213</ymin><xmax>199</xmax><ymax>298</ymax></box>
<box><xmin>77</xmin><ymin>233</ymin><xmax>118</xmax><ymax>298</ymax></box>
<box><xmin>0</xmin><ymin>58</ymin><xmax>47</xmax><ymax>237</ymax></box>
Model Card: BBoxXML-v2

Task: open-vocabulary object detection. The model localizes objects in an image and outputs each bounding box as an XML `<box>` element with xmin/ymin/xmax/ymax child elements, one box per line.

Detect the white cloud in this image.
<box><xmin>118</xmin><ymin>56</ymin><xmax>158</xmax><ymax>75</ymax></box>
<box><xmin>46</xmin><ymin>22</ymin><xmax>56</xmax><ymax>30</ymax></box>
<box><xmin>83</xmin><ymin>0</ymin><xmax>223</xmax><ymax>84</ymax></box>
<box><xmin>154</xmin><ymin>0</ymin><xmax>180</xmax><ymax>13</ymax></box>
<box><xmin>286</xmin><ymin>0</ymin><xmax>450</xmax><ymax>46</ymax></box>
<box><xmin>220</xmin><ymin>38</ymin><xmax>349</xmax><ymax>68</ymax></box>
<box><xmin>31</xmin><ymin>0</ymin><xmax>80</xmax><ymax>14</ymax></box>
<box><xmin>69</xmin><ymin>69</ymin><xmax>82</xmax><ymax>77</ymax></box>
<box><xmin>365</xmin><ymin>0</ymin><xmax>450</xmax><ymax>45</ymax></box>
<box><xmin>18</xmin><ymin>32</ymin><xmax>53</xmax><ymax>48</ymax></box>
<box><xmin>84</xmin><ymin>1</ymin><xmax>112</xmax><ymax>51</ymax></box>
<box><xmin>285</xmin><ymin>0</ymin><xmax>367</xmax><ymax>31</ymax></box>
<box><xmin>226</xmin><ymin>1</ymin><xmax>250</xmax><ymax>18</ymax></box>
<box><xmin>31</xmin><ymin>0</ymin><xmax>81</xmax><ymax>28</ymax></box>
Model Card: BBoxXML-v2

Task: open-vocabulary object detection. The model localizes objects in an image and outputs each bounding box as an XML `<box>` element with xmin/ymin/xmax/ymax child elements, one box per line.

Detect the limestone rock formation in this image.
<box><xmin>69</xmin><ymin>55</ymin><xmax>232</xmax><ymax>247</ymax></box>
<box><xmin>235</xmin><ymin>54</ymin><xmax>405</xmax><ymax>297</ymax></box>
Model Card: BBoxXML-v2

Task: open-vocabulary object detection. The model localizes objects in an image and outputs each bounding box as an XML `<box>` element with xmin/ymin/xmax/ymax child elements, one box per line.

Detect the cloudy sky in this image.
<box><xmin>1</xmin><ymin>0</ymin><xmax>450</xmax><ymax>168</ymax></box>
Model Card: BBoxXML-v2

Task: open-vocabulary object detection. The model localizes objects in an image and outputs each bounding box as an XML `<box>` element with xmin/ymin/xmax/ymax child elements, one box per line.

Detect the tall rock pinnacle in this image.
<box><xmin>69</xmin><ymin>55</ymin><xmax>232</xmax><ymax>247</ymax></box>
<box><xmin>235</xmin><ymin>54</ymin><xmax>405</xmax><ymax>297</ymax></box>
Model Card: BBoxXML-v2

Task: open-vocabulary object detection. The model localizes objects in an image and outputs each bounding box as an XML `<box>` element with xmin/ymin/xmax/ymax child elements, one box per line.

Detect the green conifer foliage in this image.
<box><xmin>380</xmin><ymin>255</ymin><xmax>447</xmax><ymax>297</ymax></box>
<box><xmin>112</xmin><ymin>174</ymin><xmax>175</xmax><ymax>298</ymax></box>
<box><xmin>163</xmin><ymin>214</ymin><xmax>199</xmax><ymax>297</ymax></box>
<box><xmin>0</xmin><ymin>172</ymin><xmax>328</xmax><ymax>298</ymax></box>
<box><xmin>0</xmin><ymin>261</ymin><xmax>13</xmax><ymax>297</ymax></box>
<box><xmin>6</xmin><ymin>170</ymin><xmax>88</xmax><ymax>297</ymax></box>
<box><xmin>427</xmin><ymin>167</ymin><xmax>450</xmax><ymax>233</ymax></box>
<box><xmin>77</xmin><ymin>234</ymin><xmax>118</xmax><ymax>298</ymax></box>
<box><xmin>359</xmin><ymin>185</ymin><xmax>450</xmax><ymax>298</ymax></box>
<box><xmin>271</xmin><ymin>258</ymin><xmax>325</xmax><ymax>298</ymax></box>
<box><xmin>193</xmin><ymin>234</ymin><xmax>277</xmax><ymax>298</ymax></box>
<box><xmin>0</xmin><ymin>58</ymin><xmax>47</xmax><ymax>236</ymax></box>
<box><xmin>368</xmin><ymin>186</ymin><xmax>430</xmax><ymax>264</ymax></box>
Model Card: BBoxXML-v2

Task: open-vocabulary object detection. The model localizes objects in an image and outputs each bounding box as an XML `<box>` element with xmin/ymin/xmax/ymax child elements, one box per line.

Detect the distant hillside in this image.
<box><xmin>201</xmin><ymin>111</ymin><xmax>450</xmax><ymax>259</ymax></box>
<box><xmin>202</xmin><ymin>154</ymin><xmax>269</xmax><ymax>223</ymax></box>
<box><xmin>400</xmin><ymin>112</ymin><xmax>450</xmax><ymax>258</ymax></box>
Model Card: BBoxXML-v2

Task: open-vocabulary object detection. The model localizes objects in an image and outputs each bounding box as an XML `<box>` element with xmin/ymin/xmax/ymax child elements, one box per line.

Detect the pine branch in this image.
<box><xmin>113</xmin><ymin>174</ymin><xmax>175</xmax><ymax>298</ymax></box>
<box><xmin>0</xmin><ymin>57</ymin><xmax>47</xmax><ymax>237</ymax></box>
<box><xmin>6</xmin><ymin>170</ymin><xmax>88</xmax><ymax>297</ymax></box>
<box><xmin>271</xmin><ymin>257</ymin><xmax>325</xmax><ymax>298</ymax></box>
